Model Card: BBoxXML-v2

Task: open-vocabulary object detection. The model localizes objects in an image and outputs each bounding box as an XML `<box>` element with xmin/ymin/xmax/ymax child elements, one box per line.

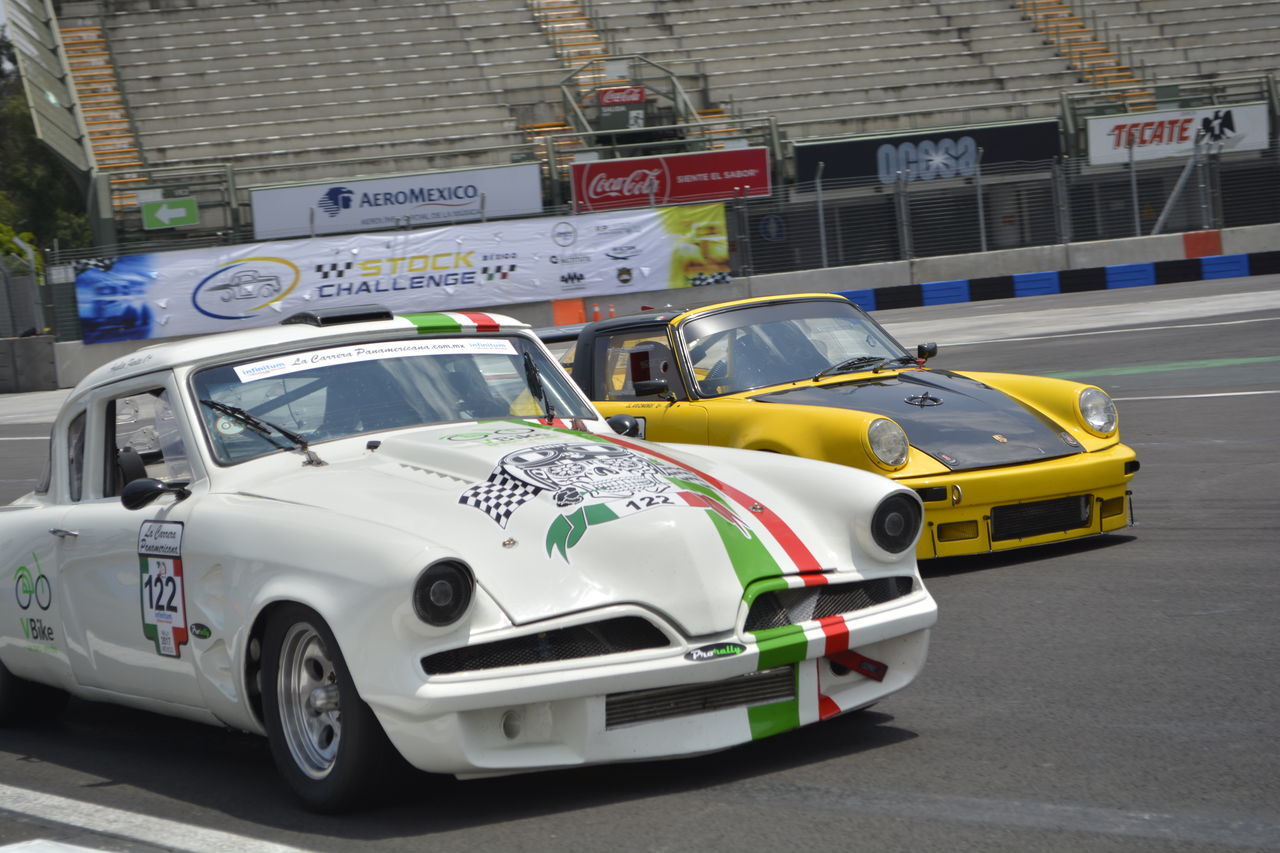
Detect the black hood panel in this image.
<box><xmin>752</xmin><ymin>370</ymin><xmax>1082</xmax><ymax>471</ymax></box>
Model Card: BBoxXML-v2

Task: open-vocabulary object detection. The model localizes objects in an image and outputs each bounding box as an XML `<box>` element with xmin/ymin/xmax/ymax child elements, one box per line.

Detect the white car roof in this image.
<box><xmin>76</xmin><ymin>308</ymin><xmax>530</xmax><ymax>393</ymax></box>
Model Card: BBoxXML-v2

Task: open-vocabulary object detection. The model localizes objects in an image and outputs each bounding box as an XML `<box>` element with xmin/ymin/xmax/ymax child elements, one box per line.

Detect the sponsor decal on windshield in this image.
<box><xmin>233</xmin><ymin>338</ymin><xmax>517</xmax><ymax>382</ymax></box>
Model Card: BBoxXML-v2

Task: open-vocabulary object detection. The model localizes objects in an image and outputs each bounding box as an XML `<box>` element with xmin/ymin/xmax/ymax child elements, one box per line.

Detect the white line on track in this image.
<box><xmin>1115</xmin><ymin>389</ymin><xmax>1280</xmax><ymax>401</ymax></box>
<box><xmin>0</xmin><ymin>783</ymin><xmax>312</xmax><ymax>853</ymax></box>
<box><xmin>935</xmin><ymin>315</ymin><xmax>1280</xmax><ymax>347</ymax></box>
<box><xmin>0</xmin><ymin>437</ymin><xmax>46</xmax><ymax>441</ymax></box>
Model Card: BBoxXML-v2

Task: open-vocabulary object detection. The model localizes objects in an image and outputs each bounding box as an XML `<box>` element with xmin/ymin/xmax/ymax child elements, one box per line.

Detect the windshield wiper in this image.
<box><xmin>200</xmin><ymin>399</ymin><xmax>326</xmax><ymax>466</ymax></box>
<box><xmin>522</xmin><ymin>352</ymin><xmax>556</xmax><ymax>424</ymax></box>
<box><xmin>814</xmin><ymin>354</ymin><xmax>919</xmax><ymax>381</ymax></box>
<box><xmin>814</xmin><ymin>356</ymin><xmax>891</xmax><ymax>381</ymax></box>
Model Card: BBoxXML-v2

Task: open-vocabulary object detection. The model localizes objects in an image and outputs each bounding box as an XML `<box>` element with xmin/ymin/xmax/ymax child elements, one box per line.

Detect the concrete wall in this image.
<box><xmin>48</xmin><ymin>222</ymin><xmax>1280</xmax><ymax>389</ymax></box>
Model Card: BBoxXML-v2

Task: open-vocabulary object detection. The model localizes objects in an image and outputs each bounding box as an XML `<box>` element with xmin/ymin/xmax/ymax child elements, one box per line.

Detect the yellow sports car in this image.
<box><xmin>543</xmin><ymin>293</ymin><xmax>1139</xmax><ymax>559</ymax></box>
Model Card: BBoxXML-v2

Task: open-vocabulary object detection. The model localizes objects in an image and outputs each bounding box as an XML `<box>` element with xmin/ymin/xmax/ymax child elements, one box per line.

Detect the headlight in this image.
<box><xmin>871</xmin><ymin>493</ymin><xmax>923</xmax><ymax>554</ymax></box>
<box><xmin>413</xmin><ymin>560</ymin><xmax>474</xmax><ymax>626</ymax></box>
<box><xmin>866</xmin><ymin>418</ymin><xmax>909</xmax><ymax>468</ymax></box>
<box><xmin>1078</xmin><ymin>387</ymin><xmax>1118</xmax><ymax>435</ymax></box>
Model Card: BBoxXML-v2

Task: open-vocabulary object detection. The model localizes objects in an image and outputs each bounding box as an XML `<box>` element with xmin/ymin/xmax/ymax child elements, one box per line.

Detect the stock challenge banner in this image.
<box><xmin>72</xmin><ymin>204</ymin><xmax>732</xmax><ymax>343</ymax></box>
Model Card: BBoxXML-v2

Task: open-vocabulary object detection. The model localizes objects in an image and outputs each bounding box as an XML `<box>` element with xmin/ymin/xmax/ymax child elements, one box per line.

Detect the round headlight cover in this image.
<box><xmin>867</xmin><ymin>418</ymin><xmax>909</xmax><ymax>468</ymax></box>
<box><xmin>1078</xmin><ymin>387</ymin><xmax>1118</xmax><ymax>435</ymax></box>
<box><xmin>413</xmin><ymin>560</ymin><xmax>474</xmax><ymax>626</ymax></box>
<box><xmin>871</xmin><ymin>492</ymin><xmax>923</xmax><ymax>554</ymax></box>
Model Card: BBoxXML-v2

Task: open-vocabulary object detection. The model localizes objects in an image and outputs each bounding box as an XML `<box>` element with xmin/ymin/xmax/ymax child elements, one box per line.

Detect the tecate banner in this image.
<box><xmin>570</xmin><ymin>149</ymin><xmax>771</xmax><ymax>212</ymax></box>
<box><xmin>1087</xmin><ymin>103</ymin><xmax>1271</xmax><ymax>165</ymax></box>
<box><xmin>70</xmin><ymin>203</ymin><xmax>732</xmax><ymax>343</ymax></box>
<box><xmin>249</xmin><ymin>164</ymin><xmax>544</xmax><ymax>240</ymax></box>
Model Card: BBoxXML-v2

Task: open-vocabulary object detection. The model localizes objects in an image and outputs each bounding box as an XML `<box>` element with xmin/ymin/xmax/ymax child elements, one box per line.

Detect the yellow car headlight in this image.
<box><xmin>1078</xmin><ymin>387</ymin><xmax>1118</xmax><ymax>436</ymax></box>
<box><xmin>866</xmin><ymin>417</ymin><xmax>909</xmax><ymax>469</ymax></box>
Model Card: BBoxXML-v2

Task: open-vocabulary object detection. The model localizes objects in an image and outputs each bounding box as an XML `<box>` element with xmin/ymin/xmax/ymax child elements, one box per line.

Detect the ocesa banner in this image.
<box><xmin>571</xmin><ymin>149</ymin><xmax>771</xmax><ymax>212</ymax></box>
<box><xmin>71</xmin><ymin>204</ymin><xmax>732</xmax><ymax>343</ymax></box>
<box><xmin>1087</xmin><ymin>104</ymin><xmax>1270</xmax><ymax>164</ymax></box>
<box><xmin>249</xmin><ymin>163</ymin><xmax>544</xmax><ymax>240</ymax></box>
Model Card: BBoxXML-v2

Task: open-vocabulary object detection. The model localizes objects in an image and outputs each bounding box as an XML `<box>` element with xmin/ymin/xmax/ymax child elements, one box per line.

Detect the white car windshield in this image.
<box><xmin>192</xmin><ymin>335</ymin><xmax>595</xmax><ymax>464</ymax></box>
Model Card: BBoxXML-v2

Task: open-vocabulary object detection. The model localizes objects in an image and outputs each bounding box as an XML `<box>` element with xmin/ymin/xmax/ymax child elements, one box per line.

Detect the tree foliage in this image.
<box><xmin>0</xmin><ymin>24</ymin><xmax>92</xmax><ymax>263</ymax></box>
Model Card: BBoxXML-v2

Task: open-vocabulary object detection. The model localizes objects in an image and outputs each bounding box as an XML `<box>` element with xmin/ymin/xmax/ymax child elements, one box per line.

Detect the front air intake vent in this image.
<box><xmin>421</xmin><ymin>616</ymin><xmax>668</xmax><ymax>675</ymax></box>
<box><xmin>991</xmin><ymin>495</ymin><xmax>1092</xmax><ymax>541</ymax></box>
<box><xmin>744</xmin><ymin>577</ymin><xmax>915</xmax><ymax>632</ymax></box>
<box><xmin>606</xmin><ymin>666</ymin><xmax>795</xmax><ymax>728</ymax></box>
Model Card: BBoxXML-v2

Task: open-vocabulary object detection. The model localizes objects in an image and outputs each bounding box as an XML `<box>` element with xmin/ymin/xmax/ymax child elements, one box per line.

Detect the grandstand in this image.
<box><xmin>8</xmin><ymin>0</ymin><xmax>1279</xmax><ymax>244</ymax></box>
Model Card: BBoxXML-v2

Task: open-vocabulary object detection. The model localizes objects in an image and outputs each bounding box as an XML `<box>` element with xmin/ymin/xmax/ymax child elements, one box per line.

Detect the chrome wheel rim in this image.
<box><xmin>276</xmin><ymin>622</ymin><xmax>342</xmax><ymax>780</ymax></box>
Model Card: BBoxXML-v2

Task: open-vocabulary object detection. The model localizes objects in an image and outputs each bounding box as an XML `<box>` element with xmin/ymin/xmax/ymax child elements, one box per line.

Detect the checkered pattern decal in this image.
<box><xmin>315</xmin><ymin>261</ymin><xmax>354</xmax><ymax>279</ymax></box>
<box><xmin>458</xmin><ymin>471</ymin><xmax>543</xmax><ymax>527</ymax></box>
<box><xmin>481</xmin><ymin>264</ymin><xmax>517</xmax><ymax>281</ymax></box>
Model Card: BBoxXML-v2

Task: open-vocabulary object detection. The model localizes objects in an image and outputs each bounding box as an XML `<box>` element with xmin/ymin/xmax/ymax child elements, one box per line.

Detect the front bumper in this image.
<box><xmin>367</xmin><ymin>585</ymin><xmax>937</xmax><ymax>777</ymax></box>
<box><xmin>905</xmin><ymin>443</ymin><xmax>1139</xmax><ymax>558</ymax></box>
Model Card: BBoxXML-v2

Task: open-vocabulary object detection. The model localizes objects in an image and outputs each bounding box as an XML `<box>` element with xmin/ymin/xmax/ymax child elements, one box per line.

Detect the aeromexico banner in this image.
<box><xmin>1086</xmin><ymin>103</ymin><xmax>1270</xmax><ymax>165</ymax></box>
<box><xmin>249</xmin><ymin>163</ymin><xmax>543</xmax><ymax>240</ymax></box>
<box><xmin>71</xmin><ymin>204</ymin><xmax>732</xmax><ymax>343</ymax></box>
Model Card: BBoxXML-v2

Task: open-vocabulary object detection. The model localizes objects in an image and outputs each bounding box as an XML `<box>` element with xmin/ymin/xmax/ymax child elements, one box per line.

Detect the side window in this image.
<box><xmin>593</xmin><ymin>330</ymin><xmax>684</xmax><ymax>401</ymax></box>
<box><xmin>107</xmin><ymin>389</ymin><xmax>193</xmax><ymax>496</ymax></box>
<box><xmin>67</xmin><ymin>411</ymin><xmax>87</xmax><ymax>502</ymax></box>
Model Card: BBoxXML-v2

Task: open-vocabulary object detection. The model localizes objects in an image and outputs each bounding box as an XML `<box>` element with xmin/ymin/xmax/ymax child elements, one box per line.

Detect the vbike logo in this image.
<box><xmin>684</xmin><ymin>642</ymin><xmax>746</xmax><ymax>662</ymax></box>
<box><xmin>876</xmin><ymin>136</ymin><xmax>977</xmax><ymax>184</ymax></box>
<box><xmin>191</xmin><ymin>257</ymin><xmax>301</xmax><ymax>320</ymax></box>
<box><xmin>14</xmin><ymin>562</ymin><xmax>51</xmax><ymax>611</ymax></box>
<box><xmin>14</xmin><ymin>558</ymin><xmax>55</xmax><ymax>645</ymax></box>
<box><xmin>318</xmin><ymin>187</ymin><xmax>354</xmax><ymax>217</ymax></box>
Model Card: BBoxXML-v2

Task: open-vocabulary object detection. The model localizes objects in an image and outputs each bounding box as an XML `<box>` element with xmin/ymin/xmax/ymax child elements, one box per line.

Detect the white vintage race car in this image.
<box><xmin>0</xmin><ymin>305</ymin><xmax>937</xmax><ymax>811</ymax></box>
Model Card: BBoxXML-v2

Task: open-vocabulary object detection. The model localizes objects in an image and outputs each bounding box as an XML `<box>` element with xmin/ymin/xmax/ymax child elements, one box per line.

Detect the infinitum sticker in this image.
<box><xmin>138</xmin><ymin>520</ymin><xmax>188</xmax><ymax>658</ymax></box>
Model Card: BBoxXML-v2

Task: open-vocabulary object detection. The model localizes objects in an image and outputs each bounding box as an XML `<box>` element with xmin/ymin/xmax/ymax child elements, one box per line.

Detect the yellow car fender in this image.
<box><xmin>951</xmin><ymin>371</ymin><xmax>1120</xmax><ymax>452</ymax></box>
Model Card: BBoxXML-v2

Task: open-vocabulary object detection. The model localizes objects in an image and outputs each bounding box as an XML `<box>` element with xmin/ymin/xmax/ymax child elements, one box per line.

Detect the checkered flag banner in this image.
<box><xmin>74</xmin><ymin>258</ymin><xmax>117</xmax><ymax>274</ymax></box>
<box><xmin>481</xmin><ymin>264</ymin><xmax>517</xmax><ymax>281</ymax></box>
<box><xmin>690</xmin><ymin>271</ymin><xmax>732</xmax><ymax>287</ymax></box>
<box><xmin>315</xmin><ymin>261</ymin><xmax>354</xmax><ymax>280</ymax></box>
<box><xmin>459</xmin><ymin>472</ymin><xmax>542</xmax><ymax>527</ymax></box>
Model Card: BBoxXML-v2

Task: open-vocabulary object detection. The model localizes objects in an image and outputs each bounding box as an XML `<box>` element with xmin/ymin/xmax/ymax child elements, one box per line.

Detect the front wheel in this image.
<box><xmin>261</xmin><ymin>604</ymin><xmax>401</xmax><ymax>812</ymax></box>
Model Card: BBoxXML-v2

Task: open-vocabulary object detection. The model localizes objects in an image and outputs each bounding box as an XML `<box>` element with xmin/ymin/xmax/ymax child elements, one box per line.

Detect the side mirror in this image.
<box><xmin>606</xmin><ymin>414</ymin><xmax>641</xmax><ymax>437</ymax></box>
<box><xmin>121</xmin><ymin>478</ymin><xmax>191</xmax><ymax>511</ymax></box>
<box><xmin>916</xmin><ymin>342</ymin><xmax>938</xmax><ymax>361</ymax></box>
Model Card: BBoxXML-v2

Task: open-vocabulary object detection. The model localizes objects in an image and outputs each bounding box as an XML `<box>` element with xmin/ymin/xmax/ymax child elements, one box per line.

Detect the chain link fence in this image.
<box><xmin>741</xmin><ymin>141</ymin><xmax>1280</xmax><ymax>275</ymax></box>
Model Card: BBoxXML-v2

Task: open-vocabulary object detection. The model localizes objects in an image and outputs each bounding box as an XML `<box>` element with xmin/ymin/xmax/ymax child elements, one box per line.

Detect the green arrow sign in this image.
<box><xmin>141</xmin><ymin>198</ymin><xmax>199</xmax><ymax>230</ymax></box>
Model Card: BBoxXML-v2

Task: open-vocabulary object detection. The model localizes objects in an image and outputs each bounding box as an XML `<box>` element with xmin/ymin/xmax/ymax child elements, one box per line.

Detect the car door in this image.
<box><xmin>587</xmin><ymin>326</ymin><xmax>708</xmax><ymax>443</ymax></box>
<box><xmin>54</xmin><ymin>376</ymin><xmax>206</xmax><ymax>709</ymax></box>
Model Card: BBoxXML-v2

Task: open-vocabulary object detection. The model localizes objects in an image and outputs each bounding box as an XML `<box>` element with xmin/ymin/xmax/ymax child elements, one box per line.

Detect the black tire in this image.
<box><xmin>0</xmin><ymin>658</ymin><xmax>69</xmax><ymax>725</ymax></box>
<box><xmin>260</xmin><ymin>604</ymin><xmax>402</xmax><ymax>812</ymax></box>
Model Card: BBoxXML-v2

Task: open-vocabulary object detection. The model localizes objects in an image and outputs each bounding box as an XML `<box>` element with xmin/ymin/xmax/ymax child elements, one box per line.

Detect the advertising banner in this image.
<box><xmin>794</xmin><ymin>121</ymin><xmax>1062</xmax><ymax>184</ymax></box>
<box><xmin>72</xmin><ymin>203</ymin><xmax>732</xmax><ymax>343</ymax></box>
<box><xmin>1086</xmin><ymin>103</ymin><xmax>1270</xmax><ymax>165</ymax></box>
<box><xmin>598</xmin><ymin>86</ymin><xmax>646</xmax><ymax>132</ymax></box>
<box><xmin>570</xmin><ymin>148</ymin><xmax>771</xmax><ymax>212</ymax></box>
<box><xmin>249</xmin><ymin>163</ymin><xmax>544</xmax><ymax>240</ymax></box>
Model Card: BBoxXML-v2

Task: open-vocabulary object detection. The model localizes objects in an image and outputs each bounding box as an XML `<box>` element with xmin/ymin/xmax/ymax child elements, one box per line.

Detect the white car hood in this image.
<box><xmin>233</xmin><ymin>422</ymin><xmax>851</xmax><ymax>635</ymax></box>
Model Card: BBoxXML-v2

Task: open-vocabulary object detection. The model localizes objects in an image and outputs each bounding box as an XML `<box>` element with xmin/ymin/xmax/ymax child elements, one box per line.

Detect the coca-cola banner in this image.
<box><xmin>598</xmin><ymin>86</ymin><xmax>646</xmax><ymax>132</ymax></box>
<box><xmin>68</xmin><ymin>203</ymin><xmax>732</xmax><ymax>343</ymax></box>
<box><xmin>1086</xmin><ymin>103</ymin><xmax>1270</xmax><ymax>165</ymax></box>
<box><xmin>571</xmin><ymin>149</ymin><xmax>771</xmax><ymax>212</ymax></box>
